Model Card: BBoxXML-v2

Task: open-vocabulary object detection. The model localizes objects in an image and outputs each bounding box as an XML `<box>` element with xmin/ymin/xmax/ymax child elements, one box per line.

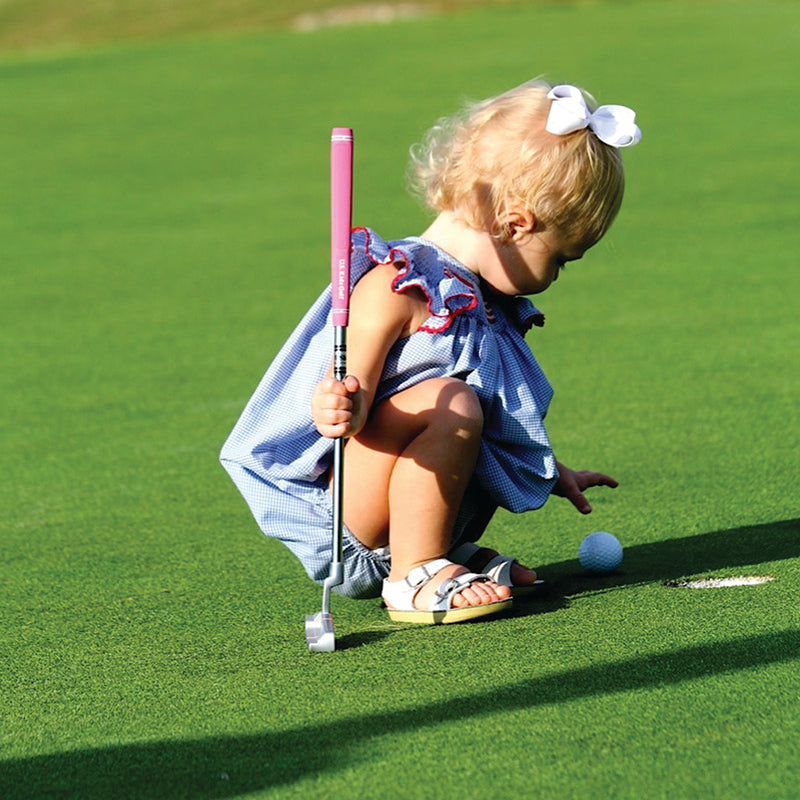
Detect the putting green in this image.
<box><xmin>1</xmin><ymin>2</ymin><xmax>799</xmax><ymax>798</ymax></box>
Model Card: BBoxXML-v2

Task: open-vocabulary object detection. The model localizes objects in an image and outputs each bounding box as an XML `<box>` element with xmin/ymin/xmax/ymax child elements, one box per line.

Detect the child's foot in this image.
<box><xmin>410</xmin><ymin>561</ymin><xmax>511</xmax><ymax>610</ymax></box>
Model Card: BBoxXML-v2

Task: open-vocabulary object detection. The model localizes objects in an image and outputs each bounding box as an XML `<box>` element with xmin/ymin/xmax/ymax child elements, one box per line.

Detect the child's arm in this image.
<box><xmin>312</xmin><ymin>262</ymin><xmax>427</xmax><ymax>439</ymax></box>
<box><xmin>552</xmin><ymin>460</ymin><xmax>619</xmax><ymax>514</ymax></box>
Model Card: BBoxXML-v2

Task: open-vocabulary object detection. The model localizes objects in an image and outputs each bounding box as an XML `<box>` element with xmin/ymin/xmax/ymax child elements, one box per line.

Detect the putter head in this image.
<box><xmin>305</xmin><ymin>612</ymin><xmax>336</xmax><ymax>653</ymax></box>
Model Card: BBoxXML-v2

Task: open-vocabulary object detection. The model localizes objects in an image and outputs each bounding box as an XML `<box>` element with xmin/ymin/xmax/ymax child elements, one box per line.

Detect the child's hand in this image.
<box><xmin>311</xmin><ymin>375</ymin><xmax>365</xmax><ymax>439</ymax></box>
<box><xmin>552</xmin><ymin>460</ymin><xmax>619</xmax><ymax>514</ymax></box>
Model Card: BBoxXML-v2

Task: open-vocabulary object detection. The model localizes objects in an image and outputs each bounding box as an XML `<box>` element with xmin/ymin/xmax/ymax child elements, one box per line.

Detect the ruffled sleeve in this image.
<box><xmin>352</xmin><ymin>228</ymin><xmax>479</xmax><ymax>333</ymax></box>
<box><xmin>510</xmin><ymin>296</ymin><xmax>546</xmax><ymax>332</ymax></box>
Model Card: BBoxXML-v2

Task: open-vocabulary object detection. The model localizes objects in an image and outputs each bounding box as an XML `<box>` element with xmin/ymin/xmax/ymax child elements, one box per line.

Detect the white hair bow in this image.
<box><xmin>546</xmin><ymin>85</ymin><xmax>642</xmax><ymax>148</ymax></box>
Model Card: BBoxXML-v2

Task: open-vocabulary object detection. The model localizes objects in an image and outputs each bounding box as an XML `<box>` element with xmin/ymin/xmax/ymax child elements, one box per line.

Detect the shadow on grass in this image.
<box><xmin>4</xmin><ymin>627</ymin><xmax>800</xmax><ymax>799</ymax></box>
<box><xmin>536</xmin><ymin>517</ymin><xmax>800</xmax><ymax>597</ymax></box>
<box><xmin>3</xmin><ymin>519</ymin><xmax>797</xmax><ymax>797</ymax></box>
<box><xmin>335</xmin><ymin>628</ymin><xmax>397</xmax><ymax>649</ymax></box>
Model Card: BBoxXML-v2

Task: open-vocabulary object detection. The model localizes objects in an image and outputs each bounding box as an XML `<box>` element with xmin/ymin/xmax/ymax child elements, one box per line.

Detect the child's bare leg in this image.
<box><xmin>343</xmin><ymin>377</ymin><xmax>510</xmax><ymax>609</ymax></box>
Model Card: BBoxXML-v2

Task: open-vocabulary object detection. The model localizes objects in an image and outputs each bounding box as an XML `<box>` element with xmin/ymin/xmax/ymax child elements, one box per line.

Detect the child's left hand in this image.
<box><xmin>311</xmin><ymin>374</ymin><xmax>365</xmax><ymax>439</ymax></box>
<box><xmin>552</xmin><ymin>460</ymin><xmax>618</xmax><ymax>514</ymax></box>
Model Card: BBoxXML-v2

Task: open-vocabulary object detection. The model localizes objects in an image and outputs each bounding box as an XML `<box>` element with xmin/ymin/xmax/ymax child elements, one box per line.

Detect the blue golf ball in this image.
<box><xmin>579</xmin><ymin>531</ymin><xmax>623</xmax><ymax>572</ymax></box>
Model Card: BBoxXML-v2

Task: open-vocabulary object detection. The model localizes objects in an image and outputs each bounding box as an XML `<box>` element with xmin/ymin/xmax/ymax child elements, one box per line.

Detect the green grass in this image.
<box><xmin>2</xmin><ymin>1</ymin><xmax>799</xmax><ymax>798</ymax></box>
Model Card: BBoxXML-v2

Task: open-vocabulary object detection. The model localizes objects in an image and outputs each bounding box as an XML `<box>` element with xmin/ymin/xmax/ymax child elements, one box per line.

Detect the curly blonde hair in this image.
<box><xmin>409</xmin><ymin>79</ymin><xmax>626</xmax><ymax>246</ymax></box>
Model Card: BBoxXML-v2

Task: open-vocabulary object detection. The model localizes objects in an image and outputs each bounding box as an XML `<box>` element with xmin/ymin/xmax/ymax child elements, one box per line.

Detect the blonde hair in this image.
<box><xmin>409</xmin><ymin>79</ymin><xmax>626</xmax><ymax>247</ymax></box>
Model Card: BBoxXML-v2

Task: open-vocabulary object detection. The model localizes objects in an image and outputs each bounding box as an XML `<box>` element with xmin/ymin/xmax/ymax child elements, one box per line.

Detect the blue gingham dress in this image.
<box><xmin>220</xmin><ymin>228</ymin><xmax>558</xmax><ymax>598</ymax></box>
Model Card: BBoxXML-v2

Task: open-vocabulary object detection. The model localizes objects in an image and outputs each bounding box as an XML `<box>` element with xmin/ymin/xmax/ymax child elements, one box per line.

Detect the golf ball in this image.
<box><xmin>579</xmin><ymin>531</ymin><xmax>623</xmax><ymax>572</ymax></box>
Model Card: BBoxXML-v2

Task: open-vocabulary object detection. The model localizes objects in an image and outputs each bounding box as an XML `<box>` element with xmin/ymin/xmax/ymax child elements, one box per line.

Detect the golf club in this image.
<box><xmin>305</xmin><ymin>127</ymin><xmax>353</xmax><ymax>652</ymax></box>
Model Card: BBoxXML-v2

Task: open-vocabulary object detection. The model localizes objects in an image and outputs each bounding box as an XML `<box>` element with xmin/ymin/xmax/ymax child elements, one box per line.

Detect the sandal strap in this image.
<box><xmin>404</xmin><ymin>558</ymin><xmax>452</xmax><ymax>590</ymax></box>
<box><xmin>483</xmin><ymin>554</ymin><xmax>516</xmax><ymax>586</ymax></box>
<box><xmin>431</xmin><ymin>571</ymin><xmax>491</xmax><ymax>612</ymax></box>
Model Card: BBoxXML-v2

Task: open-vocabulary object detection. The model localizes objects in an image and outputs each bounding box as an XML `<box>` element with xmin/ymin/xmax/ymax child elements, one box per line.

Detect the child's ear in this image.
<box><xmin>495</xmin><ymin>207</ymin><xmax>536</xmax><ymax>240</ymax></box>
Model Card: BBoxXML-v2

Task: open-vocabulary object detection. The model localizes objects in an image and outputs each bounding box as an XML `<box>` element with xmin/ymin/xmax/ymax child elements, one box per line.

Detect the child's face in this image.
<box><xmin>491</xmin><ymin>225</ymin><xmax>588</xmax><ymax>296</ymax></box>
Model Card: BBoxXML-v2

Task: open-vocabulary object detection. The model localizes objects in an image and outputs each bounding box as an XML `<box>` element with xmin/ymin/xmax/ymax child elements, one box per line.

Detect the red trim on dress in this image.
<box><xmin>352</xmin><ymin>227</ymin><xmax>478</xmax><ymax>333</ymax></box>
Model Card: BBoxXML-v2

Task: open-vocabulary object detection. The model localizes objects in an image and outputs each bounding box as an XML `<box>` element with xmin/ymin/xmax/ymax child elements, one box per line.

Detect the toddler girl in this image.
<box><xmin>221</xmin><ymin>80</ymin><xmax>641</xmax><ymax>624</ymax></box>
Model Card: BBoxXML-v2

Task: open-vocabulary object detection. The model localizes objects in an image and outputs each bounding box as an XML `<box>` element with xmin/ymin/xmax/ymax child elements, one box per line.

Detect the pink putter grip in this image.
<box><xmin>330</xmin><ymin>128</ymin><xmax>353</xmax><ymax>328</ymax></box>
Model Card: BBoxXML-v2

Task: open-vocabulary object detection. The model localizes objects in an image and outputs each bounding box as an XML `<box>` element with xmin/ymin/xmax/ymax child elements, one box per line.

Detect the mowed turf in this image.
<box><xmin>1</xmin><ymin>2</ymin><xmax>799</xmax><ymax>798</ymax></box>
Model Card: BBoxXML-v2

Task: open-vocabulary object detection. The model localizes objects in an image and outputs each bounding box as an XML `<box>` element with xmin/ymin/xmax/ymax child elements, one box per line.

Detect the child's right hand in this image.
<box><xmin>311</xmin><ymin>375</ymin><xmax>364</xmax><ymax>439</ymax></box>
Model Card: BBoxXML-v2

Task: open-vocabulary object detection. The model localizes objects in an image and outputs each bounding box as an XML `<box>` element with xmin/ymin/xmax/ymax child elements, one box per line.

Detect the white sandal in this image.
<box><xmin>381</xmin><ymin>558</ymin><xmax>512</xmax><ymax>625</ymax></box>
<box><xmin>450</xmin><ymin>542</ymin><xmax>543</xmax><ymax>597</ymax></box>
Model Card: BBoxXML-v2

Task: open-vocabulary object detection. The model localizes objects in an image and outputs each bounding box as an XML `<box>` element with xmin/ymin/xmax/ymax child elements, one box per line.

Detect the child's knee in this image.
<box><xmin>422</xmin><ymin>377</ymin><xmax>483</xmax><ymax>436</ymax></box>
<box><xmin>362</xmin><ymin>377</ymin><xmax>483</xmax><ymax>451</ymax></box>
